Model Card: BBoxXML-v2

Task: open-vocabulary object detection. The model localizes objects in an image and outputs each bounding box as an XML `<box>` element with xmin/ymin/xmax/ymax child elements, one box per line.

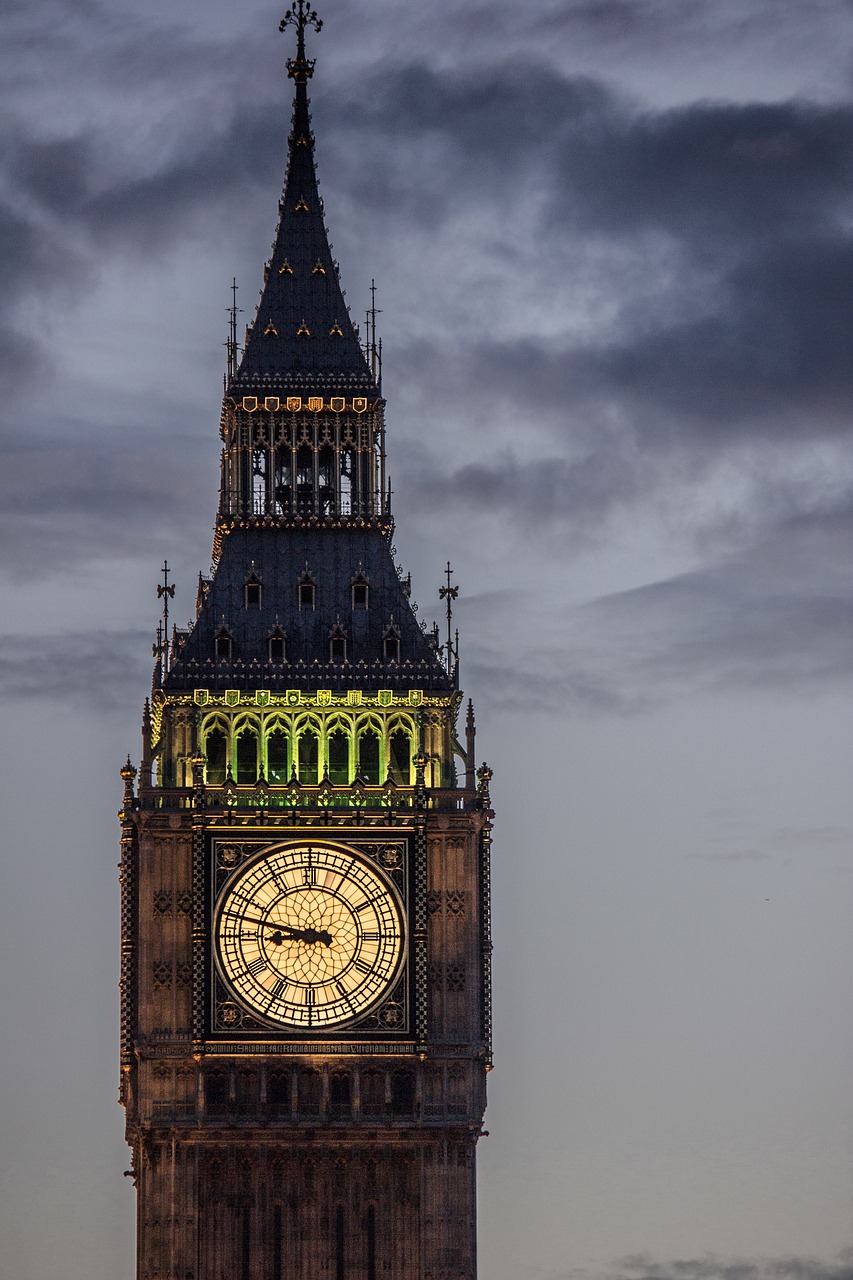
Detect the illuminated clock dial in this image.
<box><xmin>214</xmin><ymin>842</ymin><xmax>404</xmax><ymax>1029</ymax></box>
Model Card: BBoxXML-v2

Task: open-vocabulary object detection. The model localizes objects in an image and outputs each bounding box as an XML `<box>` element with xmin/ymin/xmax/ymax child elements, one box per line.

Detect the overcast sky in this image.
<box><xmin>1</xmin><ymin>2</ymin><xmax>851</xmax><ymax>1278</ymax></box>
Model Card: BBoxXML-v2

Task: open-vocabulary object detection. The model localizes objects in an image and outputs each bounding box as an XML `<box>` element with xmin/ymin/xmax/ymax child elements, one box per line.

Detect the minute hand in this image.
<box><xmin>225</xmin><ymin>911</ymin><xmax>332</xmax><ymax>946</ymax></box>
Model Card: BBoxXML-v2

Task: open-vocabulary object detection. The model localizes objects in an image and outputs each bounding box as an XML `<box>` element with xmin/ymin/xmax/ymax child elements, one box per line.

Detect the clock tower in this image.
<box><xmin>118</xmin><ymin>8</ymin><xmax>494</xmax><ymax>1280</ymax></box>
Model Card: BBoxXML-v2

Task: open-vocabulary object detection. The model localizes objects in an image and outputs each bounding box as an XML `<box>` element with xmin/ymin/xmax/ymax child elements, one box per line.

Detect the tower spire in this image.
<box><xmin>280</xmin><ymin>1</ymin><xmax>323</xmax><ymax>82</ymax></box>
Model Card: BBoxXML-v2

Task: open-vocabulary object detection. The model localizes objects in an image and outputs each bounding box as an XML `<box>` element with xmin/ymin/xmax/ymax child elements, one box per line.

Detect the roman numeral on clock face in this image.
<box><xmin>246</xmin><ymin>957</ymin><xmax>267</xmax><ymax>976</ymax></box>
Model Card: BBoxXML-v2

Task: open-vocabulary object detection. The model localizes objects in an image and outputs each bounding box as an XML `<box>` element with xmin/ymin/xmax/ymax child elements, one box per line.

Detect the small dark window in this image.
<box><xmin>268</xmin><ymin>633</ymin><xmax>285</xmax><ymax>662</ymax></box>
<box><xmin>390</xmin><ymin>1071</ymin><xmax>415</xmax><ymax>1115</ymax></box>
<box><xmin>330</xmin><ymin>1073</ymin><xmax>351</xmax><ymax>1116</ymax></box>
<box><xmin>298</xmin><ymin>580</ymin><xmax>315</xmax><ymax>610</ymax></box>
<box><xmin>205</xmin><ymin>1072</ymin><xmax>229</xmax><ymax>1115</ymax></box>
<box><xmin>298</xmin><ymin>1069</ymin><xmax>322</xmax><ymax>1115</ymax></box>
<box><xmin>244</xmin><ymin>580</ymin><xmax>262</xmax><ymax>607</ymax></box>
<box><xmin>384</xmin><ymin>630</ymin><xmax>400</xmax><ymax>662</ymax></box>
<box><xmin>352</xmin><ymin>580</ymin><xmax>368</xmax><ymax>609</ymax></box>
<box><xmin>268</xmin><ymin>1071</ymin><xmax>290</xmax><ymax>1115</ymax></box>
<box><xmin>360</xmin><ymin>1070</ymin><xmax>384</xmax><ymax>1116</ymax></box>
<box><xmin>214</xmin><ymin>632</ymin><xmax>232</xmax><ymax>661</ymax></box>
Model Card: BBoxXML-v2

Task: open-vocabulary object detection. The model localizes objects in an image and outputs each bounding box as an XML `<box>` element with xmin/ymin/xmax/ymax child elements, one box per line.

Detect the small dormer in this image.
<box><xmin>297</xmin><ymin>566</ymin><xmax>316</xmax><ymax>611</ymax></box>
<box><xmin>268</xmin><ymin>625</ymin><xmax>286</xmax><ymax>663</ymax></box>
<box><xmin>214</xmin><ymin>622</ymin><xmax>233</xmax><ymax>662</ymax></box>
<box><xmin>383</xmin><ymin>618</ymin><xmax>401</xmax><ymax>663</ymax></box>
<box><xmin>351</xmin><ymin>568</ymin><xmax>369</xmax><ymax>610</ymax></box>
<box><xmin>329</xmin><ymin>620</ymin><xmax>348</xmax><ymax>664</ymax></box>
<box><xmin>244</xmin><ymin>568</ymin><xmax>263</xmax><ymax>608</ymax></box>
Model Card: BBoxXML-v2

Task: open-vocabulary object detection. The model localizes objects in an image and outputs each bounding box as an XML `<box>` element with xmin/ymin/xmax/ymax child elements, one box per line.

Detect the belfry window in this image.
<box><xmin>328</xmin><ymin>729</ymin><xmax>349</xmax><ymax>785</ymax></box>
<box><xmin>267</xmin><ymin>729</ymin><xmax>289</xmax><ymax>783</ymax></box>
<box><xmin>298</xmin><ymin>729</ymin><xmax>319</xmax><ymax>784</ymax></box>
<box><xmin>236</xmin><ymin>728</ymin><xmax>258</xmax><ymax>784</ymax></box>
<box><xmin>389</xmin><ymin>728</ymin><xmax>411</xmax><ymax>784</ymax></box>
<box><xmin>205</xmin><ymin>728</ymin><xmax>227</xmax><ymax>785</ymax></box>
<box><xmin>357</xmin><ymin>729</ymin><xmax>380</xmax><ymax>784</ymax></box>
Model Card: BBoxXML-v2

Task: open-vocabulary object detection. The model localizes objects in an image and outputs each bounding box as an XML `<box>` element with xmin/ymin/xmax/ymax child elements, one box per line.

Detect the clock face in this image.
<box><xmin>213</xmin><ymin>842</ymin><xmax>405</xmax><ymax>1029</ymax></box>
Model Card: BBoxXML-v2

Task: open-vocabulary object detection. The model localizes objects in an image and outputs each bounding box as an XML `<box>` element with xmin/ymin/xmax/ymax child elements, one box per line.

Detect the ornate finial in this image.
<box><xmin>280</xmin><ymin>1</ymin><xmax>323</xmax><ymax>82</ymax></box>
<box><xmin>439</xmin><ymin>562</ymin><xmax>460</xmax><ymax>675</ymax></box>
<box><xmin>156</xmin><ymin>561</ymin><xmax>175</xmax><ymax>675</ymax></box>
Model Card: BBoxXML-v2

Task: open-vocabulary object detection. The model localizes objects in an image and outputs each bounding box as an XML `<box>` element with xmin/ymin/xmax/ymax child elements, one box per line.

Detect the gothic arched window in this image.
<box><xmin>267</xmin><ymin>728</ymin><xmax>289</xmax><ymax>784</ymax></box>
<box><xmin>357</xmin><ymin>728</ymin><xmax>380</xmax><ymax>784</ymax></box>
<box><xmin>235</xmin><ymin>727</ymin><xmax>258</xmax><ymax>784</ymax></box>
<box><xmin>328</xmin><ymin>728</ymin><xmax>350</xmax><ymax>785</ymax></box>
<box><xmin>298</xmin><ymin>728</ymin><xmax>319</xmax><ymax>784</ymax></box>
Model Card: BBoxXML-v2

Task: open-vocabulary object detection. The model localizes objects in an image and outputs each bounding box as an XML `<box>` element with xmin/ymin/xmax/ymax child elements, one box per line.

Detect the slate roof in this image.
<box><xmin>165</xmin><ymin>527</ymin><xmax>453</xmax><ymax>694</ymax></box>
<box><xmin>228</xmin><ymin>72</ymin><xmax>377</xmax><ymax>398</ymax></box>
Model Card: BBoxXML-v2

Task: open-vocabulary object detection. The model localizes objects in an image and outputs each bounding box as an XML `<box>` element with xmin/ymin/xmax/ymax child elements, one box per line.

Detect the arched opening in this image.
<box><xmin>273</xmin><ymin>449</ymin><xmax>292</xmax><ymax>513</ymax></box>
<box><xmin>340</xmin><ymin>449</ymin><xmax>354</xmax><ymax>515</ymax></box>
<box><xmin>357</xmin><ymin>729</ymin><xmax>380</xmax><ymax>784</ymax></box>
<box><xmin>267</xmin><ymin>729</ymin><xmax>289</xmax><ymax>784</ymax></box>
<box><xmin>388</xmin><ymin>729</ymin><xmax>411</xmax><ymax>785</ymax></box>
<box><xmin>296</xmin><ymin>445</ymin><xmax>313</xmax><ymax>511</ymax></box>
<box><xmin>235</xmin><ymin>727</ymin><xmax>258</xmax><ymax>784</ymax></box>
<box><xmin>205</xmin><ymin>728</ymin><xmax>227</xmax><ymax>785</ymax></box>
<box><xmin>318</xmin><ymin>445</ymin><xmax>334</xmax><ymax>515</ymax></box>
<box><xmin>298</xmin><ymin>729</ymin><xmax>319</xmax><ymax>784</ymax></box>
<box><xmin>328</xmin><ymin>729</ymin><xmax>349</xmax><ymax>785</ymax></box>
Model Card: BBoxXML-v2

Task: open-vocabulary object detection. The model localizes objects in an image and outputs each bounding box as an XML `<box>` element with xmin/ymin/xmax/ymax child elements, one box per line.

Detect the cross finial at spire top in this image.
<box><xmin>280</xmin><ymin>1</ymin><xmax>323</xmax><ymax>82</ymax></box>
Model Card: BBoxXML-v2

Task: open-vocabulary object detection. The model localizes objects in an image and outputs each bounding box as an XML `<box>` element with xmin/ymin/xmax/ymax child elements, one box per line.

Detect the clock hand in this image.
<box><xmin>226</xmin><ymin>911</ymin><xmax>332</xmax><ymax>946</ymax></box>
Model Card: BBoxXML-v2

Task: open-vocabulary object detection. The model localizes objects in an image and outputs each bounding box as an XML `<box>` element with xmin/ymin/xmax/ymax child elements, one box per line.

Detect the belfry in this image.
<box><xmin>118</xmin><ymin>6</ymin><xmax>494</xmax><ymax>1279</ymax></box>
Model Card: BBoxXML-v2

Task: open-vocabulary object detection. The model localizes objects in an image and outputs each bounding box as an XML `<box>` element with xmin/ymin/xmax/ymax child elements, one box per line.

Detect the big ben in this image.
<box><xmin>118</xmin><ymin>7</ymin><xmax>494</xmax><ymax>1279</ymax></box>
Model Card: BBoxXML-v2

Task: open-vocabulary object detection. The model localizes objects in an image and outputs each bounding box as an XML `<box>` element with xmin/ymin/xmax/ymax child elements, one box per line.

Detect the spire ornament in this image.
<box><xmin>280</xmin><ymin>1</ymin><xmax>323</xmax><ymax>82</ymax></box>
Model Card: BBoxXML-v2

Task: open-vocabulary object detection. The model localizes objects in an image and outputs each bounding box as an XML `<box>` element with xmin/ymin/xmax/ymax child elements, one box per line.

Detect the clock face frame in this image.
<box><xmin>210</xmin><ymin>839</ymin><xmax>407</xmax><ymax>1033</ymax></box>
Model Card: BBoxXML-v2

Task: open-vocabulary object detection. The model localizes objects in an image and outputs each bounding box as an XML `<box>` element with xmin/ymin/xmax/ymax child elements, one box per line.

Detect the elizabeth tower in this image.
<box><xmin>118</xmin><ymin>8</ymin><xmax>494</xmax><ymax>1279</ymax></box>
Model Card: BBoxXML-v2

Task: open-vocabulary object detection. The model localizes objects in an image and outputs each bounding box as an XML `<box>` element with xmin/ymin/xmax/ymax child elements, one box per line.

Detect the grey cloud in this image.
<box><xmin>599</xmin><ymin>1252</ymin><xmax>853</xmax><ymax>1280</ymax></box>
<box><xmin>0</xmin><ymin>631</ymin><xmax>150</xmax><ymax>706</ymax></box>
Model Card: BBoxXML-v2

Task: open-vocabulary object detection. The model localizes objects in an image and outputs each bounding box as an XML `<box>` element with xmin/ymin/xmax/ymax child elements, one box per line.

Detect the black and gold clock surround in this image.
<box><xmin>209</xmin><ymin>837</ymin><xmax>410</xmax><ymax>1036</ymax></box>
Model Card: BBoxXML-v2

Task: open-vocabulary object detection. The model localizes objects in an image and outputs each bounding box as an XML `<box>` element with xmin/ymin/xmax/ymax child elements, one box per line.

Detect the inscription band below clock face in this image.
<box><xmin>214</xmin><ymin>843</ymin><xmax>404</xmax><ymax>1029</ymax></box>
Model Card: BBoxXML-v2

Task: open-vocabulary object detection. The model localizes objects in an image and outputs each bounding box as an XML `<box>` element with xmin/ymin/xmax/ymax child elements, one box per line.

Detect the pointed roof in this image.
<box><xmin>229</xmin><ymin>7</ymin><xmax>376</xmax><ymax>398</ymax></box>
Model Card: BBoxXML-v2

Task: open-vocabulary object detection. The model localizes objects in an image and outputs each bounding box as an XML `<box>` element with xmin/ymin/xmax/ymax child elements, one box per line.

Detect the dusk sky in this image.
<box><xmin>1</xmin><ymin>1</ymin><xmax>852</xmax><ymax>1278</ymax></box>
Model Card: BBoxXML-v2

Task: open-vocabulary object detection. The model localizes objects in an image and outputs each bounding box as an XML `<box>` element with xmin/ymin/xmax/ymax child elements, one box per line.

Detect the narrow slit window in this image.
<box><xmin>215</xmin><ymin>632</ymin><xmax>232</xmax><ymax>661</ymax></box>
<box><xmin>383</xmin><ymin>630</ymin><xmax>400</xmax><ymax>662</ymax></box>
<box><xmin>366</xmin><ymin>1205</ymin><xmax>377</xmax><ymax>1280</ymax></box>
<box><xmin>351</xmin><ymin>580</ymin><xmax>368</xmax><ymax>609</ymax></box>
<box><xmin>244</xmin><ymin>579</ymin><xmax>262</xmax><ymax>608</ymax></box>
<box><xmin>335</xmin><ymin>1205</ymin><xmax>345</xmax><ymax>1280</ymax></box>
<box><xmin>298</xmin><ymin>581</ymin><xmax>315</xmax><ymax>611</ymax></box>
<box><xmin>268</xmin><ymin>633</ymin><xmax>285</xmax><ymax>662</ymax></box>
